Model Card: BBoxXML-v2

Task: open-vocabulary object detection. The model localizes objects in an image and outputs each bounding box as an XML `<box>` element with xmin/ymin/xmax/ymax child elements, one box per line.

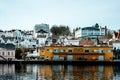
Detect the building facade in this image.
<box><xmin>34</xmin><ymin>23</ymin><xmax>50</xmax><ymax>47</ymax></box>
<box><xmin>40</xmin><ymin>45</ymin><xmax>113</xmax><ymax>61</ymax></box>
<box><xmin>0</xmin><ymin>43</ymin><xmax>15</xmax><ymax>61</ymax></box>
<box><xmin>75</xmin><ymin>26</ymin><xmax>107</xmax><ymax>39</ymax></box>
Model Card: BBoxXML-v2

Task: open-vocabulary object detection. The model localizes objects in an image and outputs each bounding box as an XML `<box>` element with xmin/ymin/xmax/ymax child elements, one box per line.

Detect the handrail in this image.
<box><xmin>0</xmin><ymin>55</ymin><xmax>7</xmax><ymax>61</ymax></box>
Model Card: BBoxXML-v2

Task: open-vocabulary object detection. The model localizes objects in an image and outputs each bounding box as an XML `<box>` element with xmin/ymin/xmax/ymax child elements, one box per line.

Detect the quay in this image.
<box><xmin>1</xmin><ymin>60</ymin><xmax>120</xmax><ymax>65</ymax></box>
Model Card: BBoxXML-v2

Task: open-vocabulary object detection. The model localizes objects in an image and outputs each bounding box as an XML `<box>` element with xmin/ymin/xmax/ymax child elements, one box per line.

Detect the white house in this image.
<box><xmin>75</xmin><ymin>26</ymin><xmax>108</xmax><ymax>39</ymax></box>
<box><xmin>57</xmin><ymin>36</ymin><xmax>79</xmax><ymax>46</ymax></box>
<box><xmin>4</xmin><ymin>31</ymin><xmax>14</xmax><ymax>37</ymax></box>
<box><xmin>20</xmin><ymin>39</ymin><xmax>31</xmax><ymax>48</ymax></box>
<box><xmin>0</xmin><ymin>38</ymin><xmax>5</xmax><ymax>43</ymax></box>
<box><xmin>0</xmin><ymin>43</ymin><xmax>15</xmax><ymax>61</ymax></box>
<box><xmin>34</xmin><ymin>23</ymin><xmax>50</xmax><ymax>47</ymax></box>
<box><xmin>13</xmin><ymin>30</ymin><xmax>22</xmax><ymax>40</ymax></box>
<box><xmin>113</xmin><ymin>41</ymin><xmax>120</xmax><ymax>49</ymax></box>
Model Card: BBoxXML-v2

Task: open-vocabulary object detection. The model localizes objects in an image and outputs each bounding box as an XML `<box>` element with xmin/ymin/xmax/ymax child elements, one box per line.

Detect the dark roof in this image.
<box><xmin>0</xmin><ymin>43</ymin><xmax>6</xmax><ymax>48</ymax></box>
<box><xmin>0</xmin><ymin>43</ymin><xmax>15</xmax><ymax>50</ymax></box>
<box><xmin>2</xmin><ymin>37</ymin><xmax>14</xmax><ymax>43</ymax></box>
<box><xmin>82</xmin><ymin>27</ymin><xmax>99</xmax><ymax>30</ymax></box>
<box><xmin>37</xmin><ymin>29</ymin><xmax>48</xmax><ymax>33</ymax></box>
<box><xmin>0</xmin><ymin>30</ymin><xmax>3</xmax><ymax>32</ymax></box>
<box><xmin>6</xmin><ymin>43</ymin><xmax>15</xmax><ymax>50</ymax></box>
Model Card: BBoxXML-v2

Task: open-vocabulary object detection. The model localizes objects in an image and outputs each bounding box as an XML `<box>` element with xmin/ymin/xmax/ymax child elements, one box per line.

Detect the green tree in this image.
<box><xmin>50</xmin><ymin>25</ymin><xmax>59</xmax><ymax>35</ymax></box>
<box><xmin>15</xmin><ymin>48</ymin><xmax>22</xmax><ymax>59</ymax></box>
<box><xmin>50</xmin><ymin>25</ymin><xmax>70</xmax><ymax>36</ymax></box>
<box><xmin>106</xmin><ymin>31</ymin><xmax>113</xmax><ymax>39</ymax></box>
<box><xmin>95</xmin><ymin>23</ymin><xmax>99</xmax><ymax>28</ymax></box>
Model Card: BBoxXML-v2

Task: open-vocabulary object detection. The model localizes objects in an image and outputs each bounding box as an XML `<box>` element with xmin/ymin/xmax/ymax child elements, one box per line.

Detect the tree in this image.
<box><xmin>15</xmin><ymin>48</ymin><xmax>22</xmax><ymax>59</ymax></box>
<box><xmin>50</xmin><ymin>25</ymin><xmax>59</xmax><ymax>35</ymax></box>
<box><xmin>106</xmin><ymin>31</ymin><xmax>113</xmax><ymax>39</ymax></box>
<box><xmin>95</xmin><ymin>23</ymin><xmax>99</xmax><ymax>28</ymax></box>
<box><xmin>50</xmin><ymin>25</ymin><xmax>71</xmax><ymax>36</ymax></box>
<box><xmin>20</xmin><ymin>46</ymin><xmax>27</xmax><ymax>60</ymax></box>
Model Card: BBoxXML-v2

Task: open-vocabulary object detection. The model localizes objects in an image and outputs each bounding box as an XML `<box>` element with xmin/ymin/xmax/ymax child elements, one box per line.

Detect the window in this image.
<box><xmin>54</xmin><ymin>49</ymin><xmax>59</xmax><ymax>53</ymax></box>
<box><xmin>60</xmin><ymin>50</ymin><xmax>66</xmax><ymax>52</ymax></box>
<box><xmin>106</xmin><ymin>50</ymin><xmax>112</xmax><ymax>52</ymax></box>
<box><xmin>89</xmin><ymin>50</ymin><xmax>94</xmax><ymax>53</ymax></box>
<box><xmin>8</xmin><ymin>52</ymin><xmax>10</xmax><ymax>55</ymax></box>
<box><xmin>96</xmin><ymin>50</ymin><xmax>103</xmax><ymax>53</ymax></box>
<box><xmin>46</xmin><ymin>49</ymin><xmax>49</xmax><ymax>52</ymax></box>
<box><xmin>85</xmin><ymin>50</ymin><xmax>89</xmax><ymax>53</ymax></box>
<box><xmin>11</xmin><ymin>52</ymin><xmax>13</xmax><ymax>55</ymax></box>
<box><xmin>68</xmin><ymin>49</ymin><xmax>72</xmax><ymax>54</ymax></box>
<box><xmin>2</xmin><ymin>52</ymin><xmax>4</xmax><ymax>55</ymax></box>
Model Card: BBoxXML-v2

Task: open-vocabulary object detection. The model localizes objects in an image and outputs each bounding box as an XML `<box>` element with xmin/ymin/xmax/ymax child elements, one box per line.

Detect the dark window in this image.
<box><xmin>8</xmin><ymin>52</ymin><xmax>10</xmax><ymax>55</ymax></box>
<box><xmin>54</xmin><ymin>49</ymin><xmax>59</xmax><ymax>53</ymax></box>
<box><xmin>2</xmin><ymin>52</ymin><xmax>4</xmax><ymax>55</ymax></box>
<box><xmin>68</xmin><ymin>49</ymin><xmax>72</xmax><ymax>54</ymax></box>
<box><xmin>85</xmin><ymin>50</ymin><xmax>89</xmax><ymax>53</ymax></box>
<box><xmin>11</xmin><ymin>52</ymin><xmax>13</xmax><ymax>55</ymax></box>
<box><xmin>106</xmin><ymin>50</ymin><xmax>112</xmax><ymax>52</ymax></box>
<box><xmin>60</xmin><ymin>50</ymin><xmax>66</xmax><ymax>52</ymax></box>
<box><xmin>68</xmin><ymin>50</ymin><xmax>72</xmax><ymax>52</ymax></box>
<box><xmin>46</xmin><ymin>49</ymin><xmax>49</xmax><ymax>51</ymax></box>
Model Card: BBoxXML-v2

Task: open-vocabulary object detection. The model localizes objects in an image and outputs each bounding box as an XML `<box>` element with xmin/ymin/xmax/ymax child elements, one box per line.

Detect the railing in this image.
<box><xmin>0</xmin><ymin>55</ymin><xmax>7</xmax><ymax>61</ymax></box>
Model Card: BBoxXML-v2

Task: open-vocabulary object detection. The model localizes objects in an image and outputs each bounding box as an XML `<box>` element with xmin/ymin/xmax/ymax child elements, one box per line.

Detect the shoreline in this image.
<box><xmin>0</xmin><ymin>60</ymin><xmax>120</xmax><ymax>65</ymax></box>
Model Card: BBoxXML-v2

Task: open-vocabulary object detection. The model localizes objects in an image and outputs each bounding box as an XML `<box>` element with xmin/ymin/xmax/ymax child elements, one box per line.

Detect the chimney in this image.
<box><xmin>105</xmin><ymin>26</ymin><xmax>107</xmax><ymax>37</ymax></box>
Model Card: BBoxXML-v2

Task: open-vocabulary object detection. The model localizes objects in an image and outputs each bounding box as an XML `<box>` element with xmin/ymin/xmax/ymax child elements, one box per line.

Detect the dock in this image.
<box><xmin>1</xmin><ymin>60</ymin><xmax>120</xmax><ymax>65</ymax></box>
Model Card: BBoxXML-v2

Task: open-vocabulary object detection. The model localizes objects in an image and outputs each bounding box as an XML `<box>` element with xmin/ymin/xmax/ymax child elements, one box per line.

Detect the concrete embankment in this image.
<box><xmin>0</xmin><ymin>60</ymin><xmax>120</xmax><ymax>65</ymax></box>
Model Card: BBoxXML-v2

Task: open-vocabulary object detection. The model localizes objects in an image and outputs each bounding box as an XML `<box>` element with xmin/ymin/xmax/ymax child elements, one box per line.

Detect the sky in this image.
<box><xmin>0</xmin><ymin>0</ymin><xmax>120</xmax><ymax>31</ymax></box>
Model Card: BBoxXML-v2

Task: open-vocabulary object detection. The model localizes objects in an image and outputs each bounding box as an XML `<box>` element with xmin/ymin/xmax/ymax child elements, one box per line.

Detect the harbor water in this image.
<box><xmin>0</xmin><ymin>63</ymin><xmax>120</xmax><ymax>80</ymax></box>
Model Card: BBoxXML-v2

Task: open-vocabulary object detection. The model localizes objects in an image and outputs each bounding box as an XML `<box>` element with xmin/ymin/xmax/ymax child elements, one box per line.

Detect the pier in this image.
<box><xmin>1</xmin><ymin>60</ymin><xmax>120</xmax><ymax>65</ymax></box>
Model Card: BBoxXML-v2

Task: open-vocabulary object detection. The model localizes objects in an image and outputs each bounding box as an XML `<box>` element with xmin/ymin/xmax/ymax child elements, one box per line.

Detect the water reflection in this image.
<box><xmin>0</xmin><ymin>64</ymin><xmax>120</xmax><ymax>80</ymax></box>
<box><xmin>0</xmin><ymin>64</ymin><xmax>15</xmax><ymax>80</ymax></box>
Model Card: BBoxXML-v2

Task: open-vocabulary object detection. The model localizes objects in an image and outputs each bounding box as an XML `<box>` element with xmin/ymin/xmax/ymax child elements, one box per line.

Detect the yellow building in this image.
<box><xmin>40</xmin><ymin>45</ymin><xmax>113</xmax><ymax>61</ymax></box>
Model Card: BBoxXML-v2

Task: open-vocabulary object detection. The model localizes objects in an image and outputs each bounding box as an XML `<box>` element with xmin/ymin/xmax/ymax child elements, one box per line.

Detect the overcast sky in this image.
<box><xmin>0</xmin><ymin>0</ymin><xmax>120</xmax><ymax>31</ymax></box>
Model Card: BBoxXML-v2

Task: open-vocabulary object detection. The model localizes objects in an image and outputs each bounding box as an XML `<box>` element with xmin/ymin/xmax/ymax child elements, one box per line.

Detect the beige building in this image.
<box><xmin>0</xmin><ymin>43</ymin><xmax>15</xmax><ymax>61</ymax></box>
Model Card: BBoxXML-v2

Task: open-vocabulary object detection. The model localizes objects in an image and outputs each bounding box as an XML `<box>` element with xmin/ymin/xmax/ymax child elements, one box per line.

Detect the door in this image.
<box><xmin>53</xmin><ymin>55</ymin><xmax>59</xmax><ymax>61</ymax></box>
<box><xmin>67</xmin><ymin>55</ymin><xmax>73</xmax><ymax>61</ymax></box>
<box><xmin>98</xmin><ymin>55</ymin><xmax>104</xmax><ymax>60</ymax></box>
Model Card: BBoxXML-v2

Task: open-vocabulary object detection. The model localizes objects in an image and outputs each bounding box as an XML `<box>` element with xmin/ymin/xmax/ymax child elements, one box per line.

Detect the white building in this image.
<box><xmin>34</xmin><ymin>23</ymin><xmax>50</xmax><ymax>47</ymax></box>
<box><xmin>75</xmin><ymin>26</ymin><xmax>107</xmax><ymax>39</ymax></box>
<box><xmin>57</xmin><ymin>36</ymin><xmax>79</xmax><ymax>46</ymax></box>
<box><xmin>113</xmin><ymin>41</ymin><xmax>120</xmax><ymax>49</ymax></box>
<box><xmin>13</xmin><ymin>30</ymin><xmax>22</xmax><ymax>40</ymax></box>
<box><xmin>0</xmin><ymin>43</ymin><xmax>15</xmax><ymax>61</ymax></box>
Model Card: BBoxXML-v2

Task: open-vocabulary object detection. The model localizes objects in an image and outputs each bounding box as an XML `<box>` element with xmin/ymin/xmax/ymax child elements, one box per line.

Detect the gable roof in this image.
<box><xmin>0</xmin><ymin>43</ymin><xmax>15</xmax><ymax>50</ymax></box>
<box><xmin>82</xmin><ymin>27</ymin><xmax>99</xmax><ymax>30</ymax></box>
<box><xmin>3</xmin><ymin>37</ymin><xmax>14</xmax><ymax>41</ymax></box>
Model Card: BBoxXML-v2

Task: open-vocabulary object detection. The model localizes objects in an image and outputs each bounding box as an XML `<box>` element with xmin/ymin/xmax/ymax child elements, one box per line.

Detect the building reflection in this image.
<box><xmin>38</xmin><ymin>65</ymin><xmax>113</xmax><ymax>80</ymax></box>
<box><xmin>0</xmin><ymin>64</ymin><xmax>15</xmax><ymax>79</ymax></box>
<box><xmin>0</xmin><ymin>64</ymin><xmax>116</xmax><ymax>80</ymax></box>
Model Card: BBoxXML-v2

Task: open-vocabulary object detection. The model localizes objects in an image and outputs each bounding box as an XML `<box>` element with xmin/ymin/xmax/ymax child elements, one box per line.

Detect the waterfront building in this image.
<box><xmin>0</xmin><ymin>43</ymin><xmax>15</xmax><ymax>61</ymax></box>
<box><xmin>40</xmin><ymin>45</ymin><xmax>113</xmax><ymax>61</ymax></box>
